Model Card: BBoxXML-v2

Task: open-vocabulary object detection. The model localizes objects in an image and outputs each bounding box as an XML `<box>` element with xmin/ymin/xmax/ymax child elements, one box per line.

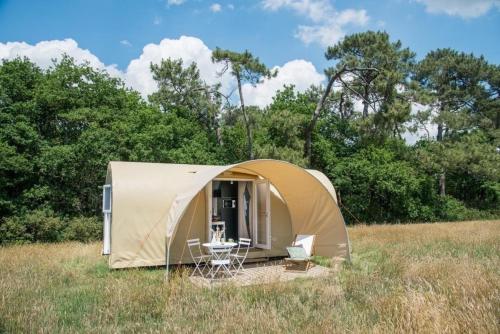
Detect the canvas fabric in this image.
<box><xmin>106</xmin><ymin>160</ymin><xmax>350</xmax><ymax>268</ymax></box>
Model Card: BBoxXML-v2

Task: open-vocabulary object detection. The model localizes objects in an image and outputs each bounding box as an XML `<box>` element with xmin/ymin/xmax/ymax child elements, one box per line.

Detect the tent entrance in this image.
<box><xmin>207</xmin><ymin>178</ymin><xmax>271</xmax><ymax>249</ymax></box>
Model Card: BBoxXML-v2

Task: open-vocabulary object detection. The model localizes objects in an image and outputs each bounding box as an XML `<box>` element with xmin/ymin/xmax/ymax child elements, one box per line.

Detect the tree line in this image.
<box><xmin>0</xmin><ymin>31</ymin><xmax>498</xmax><ymax>244</ymax></box>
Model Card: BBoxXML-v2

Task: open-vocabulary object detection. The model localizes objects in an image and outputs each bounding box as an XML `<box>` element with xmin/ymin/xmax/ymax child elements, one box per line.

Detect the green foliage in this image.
<box><xmin>211</xmin><ymin>48</ymin><xmax>277</xmax><ymax>83</ymax></box>
<box><xmin>149</xmin><ymin>58</ymin><xmax>222</xmax><ymax>139</ymax></box>
<box><xmin>212</xmin><ymin>48</ymin><xmax>278</xmax><ymax>159</ymax></box>
<box><xmin>329</xmin><ymin>144</ymin><xmax>437</xmax><ymax>223</ymax></box>
<box><xmin>436</xmin><ymin>196</ymin><xmax>496</xmax><ymax>221</ymax></box>
<box><xmin>1</xmin><ymin>33</ymin><xmax>499</xmax><ymax>244</ymax></box>
<box><xmin>0</xmin><ymin>209</ymin><xmax>63</xmax><ymax>244</ymax></box>
<box><xmin>415</xmin><ymin>48</ymin><xmax>493</xmax><ymax>139</ymax></box>
<box><xmin>416</xmin><ymin>130</ymin><xmax>500</xmax><ymax>211</ymax></box>
<box><xmin>0</xmin><ymin>210</ymin><xmax>101</xmax><ymax>244</ymax></box>
<box><xmin>325</xmin><ymin>31</ymin><xmax>416</xmax><ymax>140</ymax></box>
<box><xmin>63</xmin><ymin>216</ymin><xmax>102</xmax><ymax>242</ymax></box>
<box><xmin>254</xmin><ymin>86</ymin><xmax>311</xmax><ymax>166</ymax></box>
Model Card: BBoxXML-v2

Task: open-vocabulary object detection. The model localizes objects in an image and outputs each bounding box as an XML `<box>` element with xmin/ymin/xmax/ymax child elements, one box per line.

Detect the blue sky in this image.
<box><xmin>0</xmin><ymin>0</ymin><xmax>499</xmax><ymax>106</ymax></box>
<box><xmin>1</xmin><ymin>0</ymin><xmax>499</xmax><ymax>67</ymax></box>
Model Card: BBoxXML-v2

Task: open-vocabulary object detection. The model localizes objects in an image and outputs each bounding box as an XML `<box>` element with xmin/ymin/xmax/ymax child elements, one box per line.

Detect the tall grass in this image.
<box><xmin>0</xmin><ymin>220</ymin><xmax>498</xmax><ymax>333</ymax></box>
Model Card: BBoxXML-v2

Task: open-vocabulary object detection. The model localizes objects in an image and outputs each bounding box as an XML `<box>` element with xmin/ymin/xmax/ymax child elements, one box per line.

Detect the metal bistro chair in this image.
<box><xmin>230</xmin><ymin>237</ymin><xmax>251</xmax><ymax>275</ymax></box>
<box><xmin>187</xmin><ymin>238</ymin><xmax>211</xmax><ymax>277</ymax></box>
<box><xmin>207</xmin><ymin>245</ymin><xmax>234</xmax><ymax>280</ymax></box>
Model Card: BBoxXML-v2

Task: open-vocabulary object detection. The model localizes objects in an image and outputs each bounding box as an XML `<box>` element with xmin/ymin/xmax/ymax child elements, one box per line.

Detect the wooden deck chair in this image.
<box><xmin>284</xmin><ymin>234</ymin><xmax>316</xmax><ymax>271</ymax></box>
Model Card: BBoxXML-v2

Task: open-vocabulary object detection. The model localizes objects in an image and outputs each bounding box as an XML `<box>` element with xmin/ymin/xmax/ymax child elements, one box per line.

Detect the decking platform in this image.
<box><xmin>188</xmin><ymin>259</ymin><xmax>334</xmax><ymax>287</ymax></box>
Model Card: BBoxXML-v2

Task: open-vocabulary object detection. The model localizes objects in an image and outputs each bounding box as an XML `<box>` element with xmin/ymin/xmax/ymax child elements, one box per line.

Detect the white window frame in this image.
<box><xmin>102</xmin><ymin>184</ymin><xmax>112</xmax><ymax>255</ymax></box>
<box><xmin>102</xmin><ymin>184</ymin><xmax>112</xmax><ymax>213</ymax></box>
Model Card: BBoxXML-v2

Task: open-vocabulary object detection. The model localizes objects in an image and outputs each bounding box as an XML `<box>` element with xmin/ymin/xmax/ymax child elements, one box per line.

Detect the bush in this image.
<box><xmin>63</xmin><ymin>216</ymin><xmax>102</xmax><ymax>242</ymax></box>
<box><xmin>436</xmin><ymin>196</ymin><xmax>496</xmax><ymax>221</ymax></box>
<box><xmin>329</xmin><ymin>146</ymin><xmax>438</xmax><ymax>223</ymax></box>
<box><xmin>0</xmin><ymin>216</ymin><xmax>29</xmax><ymax>244</ymax></box>
<box><xmin>0</xmin><ymin>211</ymin><xmax>102</xmax><ymax>245</ymax></box>
<box><xmin>0</xmin><ymin>209</ymin><xmax>65</xmax><ymax>244</ymax></box>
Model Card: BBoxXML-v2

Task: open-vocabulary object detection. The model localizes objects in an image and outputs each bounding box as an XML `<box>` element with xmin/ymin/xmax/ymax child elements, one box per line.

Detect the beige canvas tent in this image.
<box><xmin>102</xmin><ymin>159</ymin><xmax>350</xmax><ymax>269</ymax></box>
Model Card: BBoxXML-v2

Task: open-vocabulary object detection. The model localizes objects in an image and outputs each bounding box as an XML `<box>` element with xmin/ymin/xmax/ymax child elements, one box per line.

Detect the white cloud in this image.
<box><xmin>227</xmin><ymin>4</ymin><xmax>235</xmax><ymax>10</ymax></box>
<box><xmin>210</xmin><ymin>3</ymin><xmax>222</xmax><ymax>12</ymax></box>
<box><xmin>0</xmin><ymin>37</ymin><xmax>232</xmax><ymax>99</ymax></box>
<box><xmin>263</xmin><ymin>0</ymin><xmax>331</xmax><ymax>22</ymax></box>
<box><xmin>262</xmin><ymin>0</ymin><xmax>369</xmax><ymax>47</ymax></box>
<box><xmin>0</xmin><ymin>39</ymin><xmax>122</xmax><ymax>78</ymax></box>
<box><xmin>120</xmin><ymin>40</ymin><xmax>132</xmax><ymax>47</ymax></box>
<box><xmin>242</xmin><ymin>59</ymin><xmax>324</xmax><ymax>107</ymax></box>
<box><xmin>337</xmin><ymin>8</ymin><xmax>369</xmax><ymax>26</ymax></box>
<box><xmin>415</xmin><ymin>0</ymin><xmax>500</xmax><ymax>18</ymax></box>
<box><xmin>0</xmin><ymin>37</ymin><xmax>327</xmax><ymax>108</ymax></box>
<box><xmin>124</xmin><ymin>36</ymin><xmax>234</xmax><ymax>98</ymax></box>
<box><xmin>167</xmin><ymin>0</ymin><xmax>185</xmax><ymax>5</ymax></box>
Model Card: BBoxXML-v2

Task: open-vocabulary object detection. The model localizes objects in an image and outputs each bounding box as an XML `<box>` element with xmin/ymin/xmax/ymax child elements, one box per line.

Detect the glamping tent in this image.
<box><xmin>103</xmin><ymin>160</ymin><xmax>350</xmax><ymax>269</ymax></box>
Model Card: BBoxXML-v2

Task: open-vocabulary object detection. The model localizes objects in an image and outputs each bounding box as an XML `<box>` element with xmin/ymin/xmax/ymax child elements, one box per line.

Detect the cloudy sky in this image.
<box><xmin>1</xmin><ymin>0</ymin><xmax>499</xmax><ymax>107</ymax></box>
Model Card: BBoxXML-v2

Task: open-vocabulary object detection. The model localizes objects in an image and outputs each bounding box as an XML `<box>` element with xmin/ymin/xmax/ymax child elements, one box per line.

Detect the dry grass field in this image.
<box><xmin>0</xmin><ymin>220</ymin><xmax>499</xmax><ymax>333</ymax></box>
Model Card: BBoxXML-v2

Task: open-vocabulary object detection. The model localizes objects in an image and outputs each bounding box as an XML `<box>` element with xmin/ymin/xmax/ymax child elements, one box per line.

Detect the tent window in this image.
<box><xmin>103</xmin><ymin>185</ymin><xmax>112</xmax><ymax>213</ymax></box>
<box><xmin>102</xmin><ymin>184</ymin><xmax>112</xmax><ymax>255</ymax></box>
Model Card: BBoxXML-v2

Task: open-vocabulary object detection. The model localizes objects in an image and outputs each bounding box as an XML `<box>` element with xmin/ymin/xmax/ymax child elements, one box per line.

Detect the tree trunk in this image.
<box><xmin>435</xmin><ymin>103</ymin><xmax>447</xmax><ymax>196</ymax></box>
<box><xmin>339</xmin><ymin>92</ymin><xmax>345</xmax><ymax>119</ymax></box>
<box><xmin>436</xmin><ymin>122</ymin><xmax>443</xmax><ymax>141</ymax></box>
<box><xmin>236</xmin><ymin>72</ymin><xmax>253</xmax><ymax>160</ymax></box>
<box><xmin>304</xmin><ymin>66</ymin><xmax>377</xmax><ymax>166</ymax></box>
<box><xmin>436</xmin><ymin>117</ymin><xmax>446</xmax><ymax>196</ymax></box>
<box><xmin>304</xmin><ymin>67</ymin><xmax>345</xmax><ymax>166</ymax></box>
<box><xmin>439</xmin><ymin>172</ymin><xmax>446</xmax><ymax>196</ymax></box>
<box><xmin>216</xmin><ymin>127</ymin><xmax>223</xmax><ymax>146</ymax></box>
<box><xmin>362</xmin><ymin>85</ymin><xmax>370</xmax><ymax>118</ymax></box>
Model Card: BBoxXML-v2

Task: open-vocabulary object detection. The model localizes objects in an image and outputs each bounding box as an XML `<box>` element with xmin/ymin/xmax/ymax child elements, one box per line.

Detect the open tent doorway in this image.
<box><xmin>207</xmin><ymin>178</ymin><xmax>271</xmax><ymax>249</ymax></box>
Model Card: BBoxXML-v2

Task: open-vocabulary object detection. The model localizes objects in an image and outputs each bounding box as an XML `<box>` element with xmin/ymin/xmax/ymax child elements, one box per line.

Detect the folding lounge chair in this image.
<box><xmin>284</xmin><ymin>234</ymin><xmax>315</xmax><ymax>271</ymax></box>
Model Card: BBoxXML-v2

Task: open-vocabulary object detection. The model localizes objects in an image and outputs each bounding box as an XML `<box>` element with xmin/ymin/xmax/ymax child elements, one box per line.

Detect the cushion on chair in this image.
<box><xmin>286</xmin><ymin>246</ymin><xmax>309</xmax><ymax>260</ymax></box>
<box><xmin>294</xmin><ymin>235</ymin><xmax>315</xmax><ymax>257</ymax></box>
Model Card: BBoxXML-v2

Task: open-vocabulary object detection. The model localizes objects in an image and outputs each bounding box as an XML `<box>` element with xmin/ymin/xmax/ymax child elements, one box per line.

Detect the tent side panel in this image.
<box><xmin>237</xmin><ymin>161</ymin><xmax>350</xmax><ymax>260</ymax></box>
<box><xmin>269</xmin><ymin>191</ymin><xmax>293</xmax><ymax>252</ymax></box>
<box><xmin>109</xmin><ymin>163</ymin><xmax>183</xmax><ymax>269</ymax></box>
<box><xmin>169</xmin><ymin>190</ymin><xmax>207</xmax><ymax>264</ymax></box>
<box><xmin>306</xmin><ymin>169</ymin><xmax>338</xmax><ymax>203</ymax></box>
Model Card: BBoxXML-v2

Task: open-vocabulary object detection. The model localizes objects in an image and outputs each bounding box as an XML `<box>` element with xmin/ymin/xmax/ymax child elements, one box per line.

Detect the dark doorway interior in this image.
<box><xmin>212</xmin><ymin>181</ymin><xmax>238</xmax><ymax>241</ymax></box>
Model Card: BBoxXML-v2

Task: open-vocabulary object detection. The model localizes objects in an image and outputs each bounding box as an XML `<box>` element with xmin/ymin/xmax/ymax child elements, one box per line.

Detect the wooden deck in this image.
<box><xmin>244</xmin><ymin>248</ymin><xmax>288</xmax><ymax>261</ymax></box>
<box><xmin>189</xmin><ymin>259</ymin><xmax>334</xmax><ymax>287</ymax></box>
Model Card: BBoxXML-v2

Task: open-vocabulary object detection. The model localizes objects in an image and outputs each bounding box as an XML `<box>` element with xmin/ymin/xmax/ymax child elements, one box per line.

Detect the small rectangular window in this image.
<box><xmin>103</xmin><ymin>185</ymin><xmax>112</xmax><ymax>213</ymax></box>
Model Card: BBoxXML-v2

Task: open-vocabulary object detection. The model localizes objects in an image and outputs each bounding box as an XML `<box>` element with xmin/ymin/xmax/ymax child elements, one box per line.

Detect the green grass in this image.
<box><xmin>0</xmin><ymin>220</ymin><xmax>498</xmax><ymax>333</ymax></box>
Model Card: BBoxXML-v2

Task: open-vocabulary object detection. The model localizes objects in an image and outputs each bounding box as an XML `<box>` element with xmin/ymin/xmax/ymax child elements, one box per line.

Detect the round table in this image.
<box><xmin>202</xmin><ymin>241</ymin><xmax>237</xmax><ymax>249</ymax></box>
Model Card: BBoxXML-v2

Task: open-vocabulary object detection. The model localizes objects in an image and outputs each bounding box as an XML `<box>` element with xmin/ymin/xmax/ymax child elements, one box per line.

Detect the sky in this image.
<box><xmin>1</xmin><ymin>0</ymin><xmax>499</xmax><ymax>108</ymax></box>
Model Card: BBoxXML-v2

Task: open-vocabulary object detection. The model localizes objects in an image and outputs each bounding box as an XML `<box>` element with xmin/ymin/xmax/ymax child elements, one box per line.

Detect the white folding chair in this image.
<box><xmin>187</xmin><ymin>238</ymin><xmax>211</xmax><ymax>277</ymax></box>
<box><xmin>230</xmin><ymin>237</ymin><xmax>251</xmax><ymax>275</ymax></box>
<box><xmin>208</xmin><ymin>247</ymin><xmax>233</xmax><ymax>279</ymax></box>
